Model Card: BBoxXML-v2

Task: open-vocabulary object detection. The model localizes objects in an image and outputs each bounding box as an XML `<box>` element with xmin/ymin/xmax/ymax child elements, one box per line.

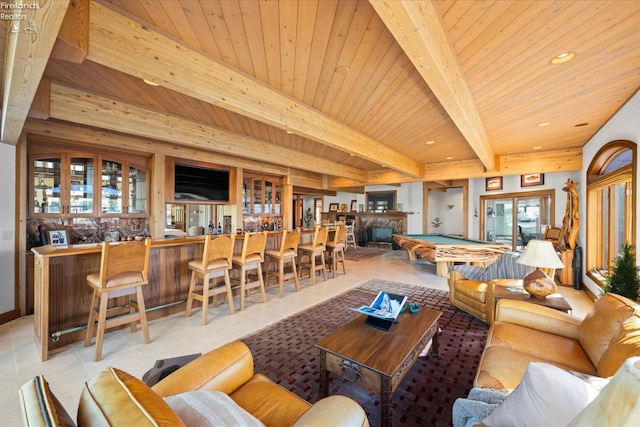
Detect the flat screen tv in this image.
<box><xmin>174</xmin><ymin>164</ymin><xmax>230</xmax><ymax>202</ymax></box>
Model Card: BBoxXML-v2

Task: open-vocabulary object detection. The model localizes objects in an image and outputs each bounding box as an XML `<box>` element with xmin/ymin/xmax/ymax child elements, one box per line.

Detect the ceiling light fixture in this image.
<box><xmin>285</xmin><ymin>130</ymin><xmax>294</xmax><ymax>134</ymax></box>
<box><xmin>537</xmin><ymin>122</ymin><xmax>551</xmax><ymax>127</ymax></box>
<box><xmin>425</xmin><ymin>140</ymin><xmax>435</xmax><ymax>145</ymax></box>
<box><xmin>445</xmin><ymin>156</ymin><xmax>453</xmax><ymax>160</ymax></box>
<box><xmin>143</xmin><ymin>78</ymin><xmax>160</xmax><ymax>86</ymax></box>
<box><xmin>550</xmin><ymin>52</ymin><xmax>575</xmax><ymax>65</ymax></box>
<box><xmin>533</xmin><ymin>146</ymin><xmax>543</xmax><ymax>150</ymax></box>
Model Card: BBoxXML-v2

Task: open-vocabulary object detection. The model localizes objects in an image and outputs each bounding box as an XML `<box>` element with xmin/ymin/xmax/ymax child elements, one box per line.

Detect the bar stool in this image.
<box><xmin>345</xmin><ymin>224</ymin><xmax>357</xmax><ymax>250</ymax></box>
<box><xmin>326</xmin><ymin>225</ymin><xmax>347</xmax><ymax>277</ymax></box>
<box><xmin>84</xmin><ymin>238</ymin><xmax>152</xmax><ymax>361</ymax></box>
<box><xmin>231</xmin><ymin>231</ymin><xmax>268</xmax><ymax>311</ymax></box>
<box><xmin>265</xmin><ymin>229</ymin><xmax>301</xmax><ymax>297</ymax></box>
<box><xmin>298</xmin><ymin>226</ymin><xmax>329</xmax><ymax>285</ymax></box>
<box><xmin>185</xmin><ymin>233</ymin><xmax>236</xmax><ymax>325</ymax></box>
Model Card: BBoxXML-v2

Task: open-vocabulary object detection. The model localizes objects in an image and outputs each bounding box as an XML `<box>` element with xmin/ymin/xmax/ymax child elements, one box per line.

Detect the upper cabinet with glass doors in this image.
<box><xmin>31</xmin><ymin>153</ymin><xmax>95</xmax><ymax>217</ymax></box>
<box><xmin>100</xmin><ymin>157</ymin><xmax>148</xmax><ymax>216</ymax></box>
<box><xmin>242</xmin><ymin>176</ymin><xmax>281</xmax><ymax>215</ymax></box>
<box><xmin>29</xmin><ymin>144</ymin><xmax>149</xmax><ymax>218</ymax></box>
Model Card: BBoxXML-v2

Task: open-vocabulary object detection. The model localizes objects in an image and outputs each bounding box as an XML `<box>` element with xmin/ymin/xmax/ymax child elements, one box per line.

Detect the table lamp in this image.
<box><xmin>517</xmin><ymin>240</ymin><xmax>565</xmax><ymax>298</ymax></box>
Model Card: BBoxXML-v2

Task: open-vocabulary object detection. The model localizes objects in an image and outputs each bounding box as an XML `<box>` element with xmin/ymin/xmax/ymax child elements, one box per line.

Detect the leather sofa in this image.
<box><xmin>19</xmin><ymin>340</ymin><xmax>369</xmax><ymax>427</ymax></box>
<box><xmin>475</xmin><ymin>292</ymin><xmax>640</xmax><ymax>390</ymax></box>
<box><xmin>447</xmin><ymin>251</ymin><xmax>534</xmax><ymax>323</ymax></box>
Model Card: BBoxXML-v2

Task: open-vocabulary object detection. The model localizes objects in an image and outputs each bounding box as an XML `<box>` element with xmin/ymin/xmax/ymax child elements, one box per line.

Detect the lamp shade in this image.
<box><xmin>517</xmin><ymin>240</ymin><xmax>564</xmax><ymax>269</ymax></box>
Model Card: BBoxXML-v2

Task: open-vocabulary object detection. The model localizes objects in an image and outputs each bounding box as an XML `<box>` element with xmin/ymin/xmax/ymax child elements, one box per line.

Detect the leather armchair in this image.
<box><xmin>20</xmin><ymin>341</ymin><xmax>369</xmax><ymax>427</ymax></box>
<box><xmin>447</xmin><ymin>251</ymin><xmax>534</xmax><ymax>323</ymax></box>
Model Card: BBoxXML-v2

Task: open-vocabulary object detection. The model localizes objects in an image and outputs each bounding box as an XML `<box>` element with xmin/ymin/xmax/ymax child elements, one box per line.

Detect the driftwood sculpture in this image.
<box><xmin>561</xmin><ymin>179</ymin><xmax>579</xmax><ymax>249</ymax></box>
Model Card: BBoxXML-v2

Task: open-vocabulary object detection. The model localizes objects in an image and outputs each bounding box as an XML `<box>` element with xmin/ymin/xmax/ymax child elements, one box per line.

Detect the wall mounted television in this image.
<box><xmin>174</xmin><ymin>163</ymin><xmax>230</xmax><ymax>203</ymax></box>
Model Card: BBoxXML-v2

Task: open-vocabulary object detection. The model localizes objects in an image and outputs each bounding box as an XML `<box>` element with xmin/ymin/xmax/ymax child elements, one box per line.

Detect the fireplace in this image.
<box><xmin>368</xmin><ymin>227</ymin><xmax>393</xmax><ymax>243</ymax></box>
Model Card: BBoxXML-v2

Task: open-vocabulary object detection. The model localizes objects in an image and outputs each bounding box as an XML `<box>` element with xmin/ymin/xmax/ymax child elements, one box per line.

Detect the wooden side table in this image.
<box><xmin>491</xmin><ymin>279</ymin><xmax>572</xmax><ymax>319</ymax></box>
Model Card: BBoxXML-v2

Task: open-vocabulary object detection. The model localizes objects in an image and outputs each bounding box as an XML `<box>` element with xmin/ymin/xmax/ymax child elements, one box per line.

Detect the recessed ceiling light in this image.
<box><xmin>537</xmin><ymin>122</ymin><xmax>551</xmax><ymax>127</ymax></box>
<box><xmin>349</xmin><ymin>153</ymin><xmax>355</xmax><ymax>156</ymax></box>
<box><xmin>335</xmin><ymin>66</ymin><xmax>350</xmax><ymax>75</ymax></box>
<box><xmin>425</xmin><ymin>140</ymin><xmax>435</xmax><ymax>145</ymax></box>
<box><xmin>550</xmin><ymin>52</ymin><xmax>575</xmax><ymax>65</ymax></box>
<box><xmin>142</xmin><ymin>78</ymin><xmax>160</xmax><ymax>86</ymax></box>
<box><xmin>445</xmin><ymin>156</ymin><xmax>453</xmax><ymax>160</ymax></box>
<box><xmin>285</xmin><ymin>130</ymin><xmax>294</xmax><ymax>134</ymax></box>
<box><xmin>533</xmin><ymin>146</ymin><xmax>543</xmax><ymax>150</ymax></box>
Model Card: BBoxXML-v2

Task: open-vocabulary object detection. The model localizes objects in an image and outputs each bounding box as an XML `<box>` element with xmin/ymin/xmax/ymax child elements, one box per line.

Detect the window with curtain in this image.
<box><xmin>586</xmin><ymin>141</ymin><xmax>636</xmax><ymax>285</ymax></box>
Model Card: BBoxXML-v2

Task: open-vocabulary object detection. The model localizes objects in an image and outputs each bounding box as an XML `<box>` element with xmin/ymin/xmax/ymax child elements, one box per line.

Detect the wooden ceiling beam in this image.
<box><xmin>84</xmin><ymin>1</ymin><xmax>422</xmax><ymax>178</ymax></box>
<box><xmin>1</xmin><ymin>0</ymin><xmax>69</xmax><ymax>145</ymax></box>
<box><xmin>48</xmin><ymin>82</ymin><xmax>365</xmax><ymax>181</ymax></box>
<box><xmin>370</xmin><ymin>0</ymin><xmax>496</xmax><ymax>172</ymax></box>
<box><xmin>50</xmin><ymin>0</ymin><xmax>89</xmax><ymax>63</ymax></box>
<box><xmin>24</xmin><ymin>118</ymin><xmax>325</xmax><ymax>188</ymax></box>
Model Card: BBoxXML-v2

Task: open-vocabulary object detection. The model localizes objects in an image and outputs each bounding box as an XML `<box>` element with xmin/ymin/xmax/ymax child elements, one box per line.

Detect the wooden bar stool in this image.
<box><xmin>326</xmin><ymin>225</ymin><xmax>347</xmax><ymax>277</ymax></box>
<box><xmin>231</xmin><ymin>231</ymin><xmax>268</xmax><ymax>311</ymax></box>
<box><xmin>84</xmin><ymin>238</ymin><xmax>152</xmax><ymax>361</ymax></box>
<box><xmin>345</xmin><ymin>224</ymin><xmax>357</xmax><ymax>250</ymax></box>
<box><xmin>265</xmin><ymin>229</ymin><xmax>301</xmax><ymax>297</ymax></box>
<box><xmin>298</xmin><ymin>226</ymin><xmax>329</xmax><ymax>285</ymax></box>
<box><xmin>185</xmin><ymin>233</ymin><xmax>236</xmax><ymax>325</ymax></box>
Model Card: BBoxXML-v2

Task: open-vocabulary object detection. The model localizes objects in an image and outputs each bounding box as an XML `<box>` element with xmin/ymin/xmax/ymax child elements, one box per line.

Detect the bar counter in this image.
<box><xmin>31</xmin><ymin>230</ymin><xmax>314</xmax><ymax>361</ymax></box>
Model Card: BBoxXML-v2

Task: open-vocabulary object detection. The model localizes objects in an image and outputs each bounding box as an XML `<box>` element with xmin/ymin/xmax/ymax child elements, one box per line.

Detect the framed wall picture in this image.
<box><xmin>329</xmin><ymin>203</ymin><xmax>339</xmax><ymax>212</ymax></box>
<box><xmin>521</xmin><ymin>173</ymin><xmax>544</xmax><ymax>187</ymax></box>
<box><xmin>485</xmin><ymin>176</ymin><xmax>503</xmax><ymax>191</ymax></box>
<box><xmin>48</xmin><ymin>230</ymin><xmax>68</xmax><ymax>246</ymax></box>
<box><xmin>350</xmin><ymin>200</ymin><xmax>358</xmax><ymax>212</ymax></box>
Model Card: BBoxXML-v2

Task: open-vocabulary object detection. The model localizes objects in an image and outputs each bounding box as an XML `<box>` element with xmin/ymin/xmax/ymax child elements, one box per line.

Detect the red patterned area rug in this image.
<box><xmin>241</xmin><ymin>280</ymin><xmax>488</xmax><ymax>426</ymax></box>
<box><xmin>343</xmin><ymin>246</ymin><xmax>391</xmax><ymax>261</ymax></box>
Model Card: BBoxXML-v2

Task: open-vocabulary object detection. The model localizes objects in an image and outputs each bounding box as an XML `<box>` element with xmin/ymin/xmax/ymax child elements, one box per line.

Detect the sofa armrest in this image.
<box><xmin>495</xmin><ymin>299</ymin><xmax>582</xmax><ymax>340</ymax></box>
<box><xmin>293</xmin><ymin>395</ymin><xmax>370</xmax><ymax>427</ymax></box>
<box><xmin>152</xmin><ymin>341</ymin><xmax>255</xmax><ymax>397</ymax></box>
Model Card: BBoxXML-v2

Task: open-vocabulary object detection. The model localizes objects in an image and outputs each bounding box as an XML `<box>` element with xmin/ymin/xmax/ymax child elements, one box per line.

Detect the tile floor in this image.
<box><xmin>1</xmin><ymin>250</ymin><xmax>593</xmax><ymax>426</ymax></box>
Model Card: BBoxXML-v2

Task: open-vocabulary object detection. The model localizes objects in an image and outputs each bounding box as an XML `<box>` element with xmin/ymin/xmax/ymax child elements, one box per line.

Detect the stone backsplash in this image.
<box><xmin>27</xmin><ymin>217</ymin><xmax>150</xmax><ymax>249</ymax></box>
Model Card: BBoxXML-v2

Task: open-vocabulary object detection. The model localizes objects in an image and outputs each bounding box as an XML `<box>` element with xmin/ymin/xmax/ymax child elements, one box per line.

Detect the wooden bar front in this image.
<box><xmin>31</xmin><ymin>231</ymin><xmax>312</xmax><ymax>361</ymax></box>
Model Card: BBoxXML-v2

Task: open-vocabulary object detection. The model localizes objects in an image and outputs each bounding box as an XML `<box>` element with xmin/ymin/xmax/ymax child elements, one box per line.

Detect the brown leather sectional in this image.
<box><xmin>19</xmin><ymin>341</ymin><xmax>369</xmax><ymax>426</ymax></box>
<box><xmin>475</xmin><ymin>292</ymin><xmax>640</xmax><ymax>390</ymax></box>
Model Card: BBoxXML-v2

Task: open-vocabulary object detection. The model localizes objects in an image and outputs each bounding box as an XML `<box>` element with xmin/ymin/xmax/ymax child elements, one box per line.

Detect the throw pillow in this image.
<box><xmin>165</xmin><ymin>390</ymin><xmax>265</xmax><ymax>427</ymax></box>
<box><xmin>19</xmin><ymin>375</ymin><xmax>75</xmax><ymax>427</ymax></box>
<box><xmin>482</xmin><ymin>362</ymin><xmax>608</xmax><ymax>427</ymax></box>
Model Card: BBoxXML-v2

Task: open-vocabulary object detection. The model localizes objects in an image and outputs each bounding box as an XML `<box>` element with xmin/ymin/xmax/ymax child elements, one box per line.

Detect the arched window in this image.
<box><xmin>586</xmin><ymin>140</ymin><xmax>636</xmax><ymax>285</ymax></box>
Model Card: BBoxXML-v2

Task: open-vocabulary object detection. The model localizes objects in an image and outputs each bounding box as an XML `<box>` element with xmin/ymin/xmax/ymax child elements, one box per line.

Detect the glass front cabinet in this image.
<box><xmin>29</xmin><ymin>145</ymin><xmax>149</xmax><ymax>218</ymax></box>
<box><xmin>242</xmin><ymin>176</ymin><xmax>281</xmax><ymax>215</ymax></box>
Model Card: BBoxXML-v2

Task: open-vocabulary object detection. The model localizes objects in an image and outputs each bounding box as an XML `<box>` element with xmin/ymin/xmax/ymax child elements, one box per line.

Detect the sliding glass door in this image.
<box><xmin>482</xmin><ymin>191</ymin><xmax>554</xmax><ymax>250</ymax></box>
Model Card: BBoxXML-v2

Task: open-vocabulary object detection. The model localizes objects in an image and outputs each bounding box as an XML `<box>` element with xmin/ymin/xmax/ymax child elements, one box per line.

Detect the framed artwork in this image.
<box><xmin>485</xmin><ymin>176</ymin><xmax>503</xmax><ymax>191</ymax></box>
<box><xmin>48</xmin><ymin>230</ymin><xmax>68</xmax><ymax>246</ymax></box>
<box><xmin>521</xmin><ymin>173</ymin><xmax>544</xmax><ymax>187</ymax></box>
<box><xmin>350</xmin><ymin>200</ymin><xmax>358</xmax><ymax>212</ymax></box>
<box><xmin>329</xmin><ymin>203</ymin><xmax>339</xmax><ymax>212</ymax></box>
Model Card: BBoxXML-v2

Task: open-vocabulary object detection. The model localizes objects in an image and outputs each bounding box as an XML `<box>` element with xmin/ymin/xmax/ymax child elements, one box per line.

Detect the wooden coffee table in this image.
<box><xmin>315</xmin><ymin>307</ymin><xmax>442</xmax><ymax>427</ymax></box>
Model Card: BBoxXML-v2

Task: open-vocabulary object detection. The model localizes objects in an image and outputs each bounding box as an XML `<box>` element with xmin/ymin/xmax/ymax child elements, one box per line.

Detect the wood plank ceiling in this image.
<box><xmin>3</xmin><ymin>0</ymin><xmax>640</xmax><ymax>189</ymax></box>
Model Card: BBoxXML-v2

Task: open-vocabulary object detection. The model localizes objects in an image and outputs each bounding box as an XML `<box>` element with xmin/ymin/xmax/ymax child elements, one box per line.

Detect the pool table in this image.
<box><xmin>393</xmin><ymin>234</ymin><xmax>511</xmax><ymax>277</ymax></box>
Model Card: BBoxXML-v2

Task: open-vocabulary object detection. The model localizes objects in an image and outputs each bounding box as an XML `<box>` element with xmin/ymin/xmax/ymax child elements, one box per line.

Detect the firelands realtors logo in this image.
<box><xmin>0</xmin><ymin>1</ymin><xmax>39</xmax><ymax>21</ymax></box>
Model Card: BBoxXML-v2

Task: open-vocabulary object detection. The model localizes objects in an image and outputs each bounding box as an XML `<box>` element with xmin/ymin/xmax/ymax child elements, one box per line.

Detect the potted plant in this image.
<box><xmin>431</xmin><ymin>217</ymin><xmax>442</xmax><ymax>234</ymax></box>
<box><xmin>602</xmin><ymin>243</ymin><xmax>640</xmax><ymax>301</ymax></box>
